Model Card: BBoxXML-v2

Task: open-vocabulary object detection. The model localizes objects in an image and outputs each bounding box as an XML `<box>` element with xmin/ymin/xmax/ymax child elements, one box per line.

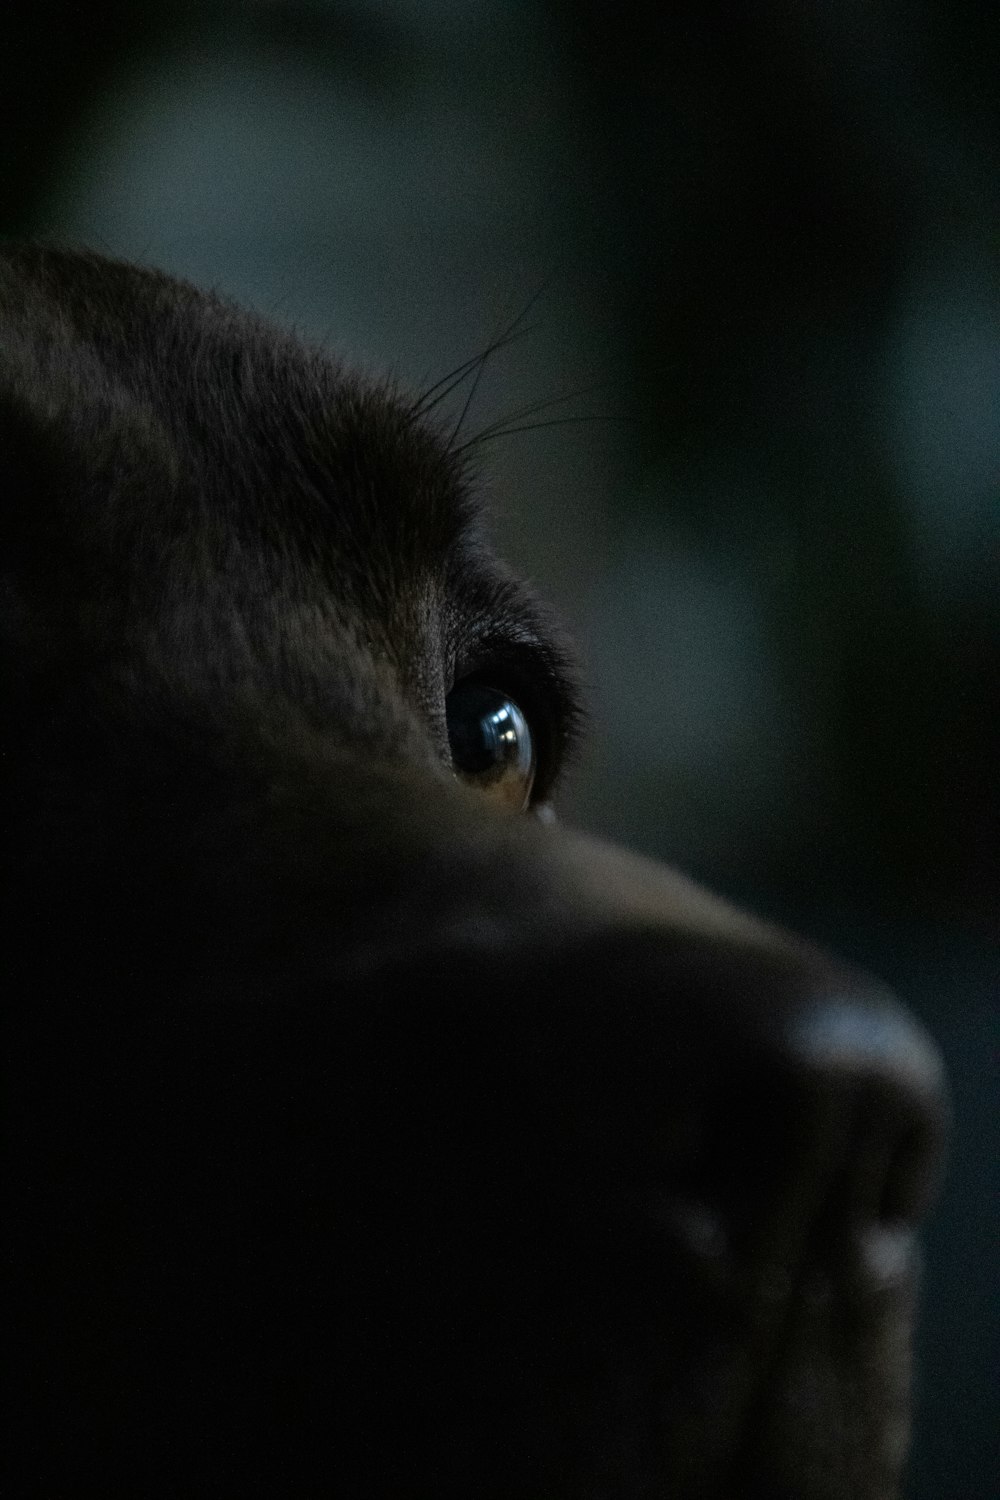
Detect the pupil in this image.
<box><xmin>447</xmin><ymin>686</ymin><xmax>516</xmax><ymax>776</ymax></box>
<box><xmin>445</xmin><ymin>680</ymin><xmax>536</xmax><ymax>812</ymax></box>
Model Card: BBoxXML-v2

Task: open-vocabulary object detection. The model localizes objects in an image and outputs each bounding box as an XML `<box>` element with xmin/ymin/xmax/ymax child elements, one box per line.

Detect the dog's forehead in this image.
<box><xmin>0</xmin><ymin>245</ymin><xmax>579</xmax><ymax>776</ymax></box>
<box><xmin>0</xmin><ymin>244</ymin><xmax>478</xmax><ymax>594</ymax></box>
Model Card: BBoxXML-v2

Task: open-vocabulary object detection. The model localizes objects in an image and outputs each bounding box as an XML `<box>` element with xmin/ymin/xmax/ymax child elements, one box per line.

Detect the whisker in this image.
<box><xmin>413</xmin><ymin>343</ymin><xmax>511</xmax><ymax>415</ymax></box>
<box><xmin>414</xmin><ymin>282</ymin><xmax>550</xmax><ymax>420</ymax></box>
<box><xmin>454</xmin><ymin>382</ymin><xmax>614</xmax><ymax>451</ymax></box>
<box><xmin>448</xmin><ymin>339</ymin><xmax>492</xmax><ymax>446</ymax></box>
<box><xmin>447</xmin><ymin>284</ymin><xmax>553</xmax><ymax>443</ymax></box>
<box><xmin>454</xmin><ymin>412</ymin><xmax>626</xmax><ymax>453</ymax></box>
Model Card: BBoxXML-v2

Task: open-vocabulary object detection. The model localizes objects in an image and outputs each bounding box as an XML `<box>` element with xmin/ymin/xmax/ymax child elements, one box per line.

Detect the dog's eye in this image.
<box><xmin>446</xmin><ymin>680</ymin><xmax>535</xmax><ymax>812</ymax></box>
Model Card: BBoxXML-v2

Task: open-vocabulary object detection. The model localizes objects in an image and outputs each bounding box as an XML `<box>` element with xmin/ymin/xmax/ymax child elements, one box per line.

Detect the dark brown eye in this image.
<box><xmin>446</xmin><ymin>681</ymin><xmax>535</xmax><ymax>812</ymax></box>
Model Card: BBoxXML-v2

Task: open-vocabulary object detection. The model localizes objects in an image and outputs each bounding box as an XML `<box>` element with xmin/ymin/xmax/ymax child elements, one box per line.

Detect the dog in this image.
<box><xmin>1</xmin><ymin>244</ymin><xmax>947</xmax><ymax>1498</ymax></box>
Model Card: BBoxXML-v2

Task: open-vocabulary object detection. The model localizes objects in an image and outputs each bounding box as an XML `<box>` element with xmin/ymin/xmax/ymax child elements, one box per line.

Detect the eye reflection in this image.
<box><xmin>446</xmin><ymin>681</ymin><xmax>535</xmax><ymax>812</ymax></box>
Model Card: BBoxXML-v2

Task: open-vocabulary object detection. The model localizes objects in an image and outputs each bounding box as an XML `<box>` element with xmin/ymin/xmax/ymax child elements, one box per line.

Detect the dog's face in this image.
<box><xmin>2</xmin><ymin>245</ymin><xmax>946</xmax><ymax>1498</ymax></box>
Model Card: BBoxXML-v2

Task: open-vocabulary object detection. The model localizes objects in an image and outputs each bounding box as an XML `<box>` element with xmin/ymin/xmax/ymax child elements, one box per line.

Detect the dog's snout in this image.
<box><xmin>520</xmin><ymin>832</ymin><xmax>949</xmax><ymax>1297</ymax></box>
<box><xmin>631</xmin><ymin>953</ymin><xmax>948</xmax><ymax>1305</ymax></box>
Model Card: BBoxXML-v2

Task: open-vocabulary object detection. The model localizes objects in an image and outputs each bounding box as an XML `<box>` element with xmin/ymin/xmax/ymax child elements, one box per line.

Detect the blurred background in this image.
<box><xmin>3</xmin><ymin>1</ymin><xmax>996</xmax><ymax>1492</ymax></box>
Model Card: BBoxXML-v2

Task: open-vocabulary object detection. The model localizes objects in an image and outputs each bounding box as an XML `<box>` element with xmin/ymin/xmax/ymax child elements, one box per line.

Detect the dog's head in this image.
<box><xmin>2</xmin><ymin>245</ymin><xmax>946</xmax><ymax>1498</ymax></box>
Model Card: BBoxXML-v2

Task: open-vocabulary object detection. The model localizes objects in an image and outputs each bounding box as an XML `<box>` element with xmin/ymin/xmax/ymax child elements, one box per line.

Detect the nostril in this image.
<box><xmin>787</xmin><ymin>989</ymin><xmax>949</xmax><ymax>1228</ymax></box>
